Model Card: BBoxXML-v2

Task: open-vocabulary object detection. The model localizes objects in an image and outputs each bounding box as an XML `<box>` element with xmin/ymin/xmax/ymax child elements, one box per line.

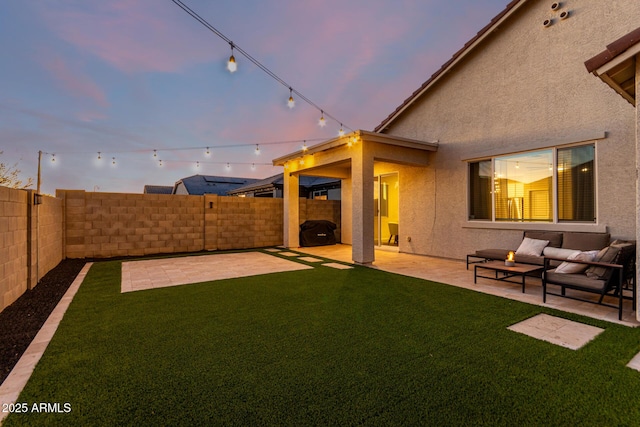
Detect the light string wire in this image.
<box><xmin>170</xmin><ymin>0</ymin><xmax>353</xmax><ymax>132</ymax></box>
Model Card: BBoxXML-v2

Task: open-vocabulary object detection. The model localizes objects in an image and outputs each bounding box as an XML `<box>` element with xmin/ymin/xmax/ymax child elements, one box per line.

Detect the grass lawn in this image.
<box><xmin>5</xmin><ymin>250</ymin><xmax>640</xmax><ymax>426</ymax></box>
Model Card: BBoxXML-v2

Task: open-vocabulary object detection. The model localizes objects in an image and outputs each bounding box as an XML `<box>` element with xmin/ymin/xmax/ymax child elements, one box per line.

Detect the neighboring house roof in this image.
<box><xmin>174</xmin><ymin>174</ymin><xmax>260</xmax><ymax>196</ymax></box>
<box><xmin>584</xmin><ymin>26</ymin><xmax>640</xmax><ymax>105</ymax></box>
<box><xmin>227</xmin><ymin>173</ymin><xmax>340</xmax><ymax>195</ymax></box>
<box><xmin>143</xmin><ymin>185</ymin><xmax>173</xmax><ymax>194</ymax></box>
<box><xmin>374</xmin><ymin>0</ymin><xmax>523</xmax><ymax>133</ymax></box>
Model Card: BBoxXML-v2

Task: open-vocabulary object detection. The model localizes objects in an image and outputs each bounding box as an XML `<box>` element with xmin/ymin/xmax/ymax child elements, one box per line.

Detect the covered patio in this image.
<box><xmin>273</xmin><ymin>130</ymin><xmax>438</xmax><ymax>265</ymax></box>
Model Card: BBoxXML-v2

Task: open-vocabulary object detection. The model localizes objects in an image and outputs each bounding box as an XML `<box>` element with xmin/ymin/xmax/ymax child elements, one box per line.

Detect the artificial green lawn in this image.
<box><xmin>6</xmin><ymin>250</ymin><xmax>640</xmax><ymax>426</ymax></box>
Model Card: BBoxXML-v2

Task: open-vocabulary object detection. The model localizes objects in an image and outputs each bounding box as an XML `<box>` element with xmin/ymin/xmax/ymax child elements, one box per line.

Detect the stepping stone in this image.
<box><xmin>627</xmin><ymin>353</ymin><xmax>640</xmax><ymax>372</ymax></box>
<box><xmin>507</xmin><ymin>313</ymin><xmax>604</xmax><ymax>350</ymax></box>
<box><xmin>322</xmin><ymin>262</ymin><xmax>353</xmax><ymax>270</ymax></box>
<box><xmin>264</xmin><ymin>248</ymin><xmax>281</xmax><ymax>252</ymax></box>
<box><xmin>279</xmin><ymin>252</ymin><xmax>300</xmax><ymax>257</ymax></box>
<box><xmin>298</xmin><ymin>257</ymin><xmax>323</xmax><ymax>262</ymax></box>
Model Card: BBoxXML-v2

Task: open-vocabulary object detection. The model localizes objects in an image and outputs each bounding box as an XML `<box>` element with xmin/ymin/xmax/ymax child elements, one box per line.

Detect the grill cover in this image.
<box><xmin>299</xmin><ymin>220</ymin><xmax>337</xmax><ymax>247</ymax></box>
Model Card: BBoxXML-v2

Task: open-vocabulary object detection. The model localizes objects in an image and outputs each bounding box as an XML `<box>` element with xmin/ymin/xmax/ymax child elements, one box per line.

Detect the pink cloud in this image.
<box><xmin>35</xmin><ymin>0</ymin><xmax>214</xmax><ymax>74</ymax></box>
<box><xmin>42</xmin><ymin>56</ymin><xmax>109</xmax><ymax>109</ymax></box>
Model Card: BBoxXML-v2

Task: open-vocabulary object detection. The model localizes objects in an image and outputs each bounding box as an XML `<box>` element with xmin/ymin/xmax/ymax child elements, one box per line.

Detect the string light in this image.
<box><xmin>338</xmin><ymin>125</ymin><xmax>345</xmax><ymax>137</ymax></box>
<box><xmin>226</xmin><ymin>162</ymin><xmax>231</xmax><ymax>170</ymax></box>
<box><xmin>112</xmin><ymin>157</ymin><xmax>116</xmax><ymax>166</ymax></box>
<box><xmin>227</xmin><ymin>43</ymin><xmax>237</xmax><ymax>73</ymax></box>
<box><xmin>302</xmin><ymin>140</ymin><xmax>308</xmax><ymax>152</ymax></box>
<box><xmin>255</xmin><ymin>144</ymin><xmax>260</xmax><ymax>155</ymax></box>
<box><xmin>97</xmin><ymin>152</ymin><xmax>101</xmax><ymax>160</ymax></box>
<box><xmin>51</xmin><ymin>154</ymin><xmax>56</xmax><ymax>162</ymax></box>
<box><xmin>153</xmin><ymin>149</ymin><xmax>157</xmax><ymax>158</ymax></box>
<box><xmin>318</xmin><ymin>110</ymin><xmax>326</xmax><ymax>128</ymax></box>
<box><xmin>170</xmin><ymin>0</ymin><xmax>353</xmax><ymax>133</ymax></box>
<box><xmin>251</xmin><ymin>163</ymin><xmax>255</xmax><ymax>170</ymax></box>
<box><xmin>159</xmin><ymin>159</ymin><xmax>163</xmax><ymax>167</ymax></box>
<box><xmin>196</xmin><ymin>161</ymin><xmax>200</xmax><ymax>168</ymax></box>
<box><xmin>205</xmin><ymin>146</ymin><xmax>210</xmax><ymax>156</ymax></box>
<box><xmin>288</xmin><ymin>87</ymin><xmax>295</xmax><ymax>109</ymax></box>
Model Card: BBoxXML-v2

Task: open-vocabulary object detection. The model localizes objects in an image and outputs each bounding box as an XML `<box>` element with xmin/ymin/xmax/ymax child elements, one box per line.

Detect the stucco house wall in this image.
<box><xmin>380</xmin><ymin>0</ymin><xmax>638</xmax><ymax>259</ymax></box>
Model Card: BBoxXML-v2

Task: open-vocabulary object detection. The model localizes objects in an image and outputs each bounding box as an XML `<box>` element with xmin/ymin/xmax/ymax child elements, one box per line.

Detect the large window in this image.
<box><xmin>468</xmin><ymin>144</ymin><xmax>595</xmax><ymax>223</ymax></box>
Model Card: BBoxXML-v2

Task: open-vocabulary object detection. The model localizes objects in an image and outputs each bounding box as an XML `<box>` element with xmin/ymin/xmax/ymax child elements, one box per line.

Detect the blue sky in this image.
<box><xmin>1</xmin><ymin>0</ymin><xmax>508</xmax><ymax>194</ymax></box>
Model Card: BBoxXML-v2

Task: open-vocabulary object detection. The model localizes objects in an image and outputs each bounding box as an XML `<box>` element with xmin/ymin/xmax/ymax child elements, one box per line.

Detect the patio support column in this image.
<box><xmin>283</xmin><ymin>172</ymin><xmax>300</xmax><ymax>248</ymax></box>
<box><xmin>351</xmin><ymin>141</ymin><xmax>375</xmax><ymax>264</ymax></box>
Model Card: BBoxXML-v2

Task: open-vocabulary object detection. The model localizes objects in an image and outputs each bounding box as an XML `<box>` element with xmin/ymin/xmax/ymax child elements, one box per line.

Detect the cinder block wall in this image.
<box><xmin>56</xmin><ymin>190</ymin><xmax>341</xmax><ymax>258</ymax></box>
<box><xmin>0</xmin><ymin>186</ymin><xmax>29</xmax><ymax>311</ymax></box>
<box><xmin>37</xmin><ymin>195</ymin><xmax>64</xmax><ymax>276</ymax></box>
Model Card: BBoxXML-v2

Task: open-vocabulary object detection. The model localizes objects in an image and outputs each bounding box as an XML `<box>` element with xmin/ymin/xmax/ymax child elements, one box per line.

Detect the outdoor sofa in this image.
<box><xmin>467</xmin><ymin>230</ymin><xmax>611</xmax><ymax>268</ymax></box>
<box><xmin>542</xmin><ymin>239</ymin><xmax>636</xmax><ymax>320</ymax></box>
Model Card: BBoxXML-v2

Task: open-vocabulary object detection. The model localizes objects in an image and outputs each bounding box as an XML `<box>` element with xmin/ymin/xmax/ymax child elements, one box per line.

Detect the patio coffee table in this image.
<box><xmin>473</xmin><ymin>261</ymin><xmax>543</xmax><ymax>293</ymax></box>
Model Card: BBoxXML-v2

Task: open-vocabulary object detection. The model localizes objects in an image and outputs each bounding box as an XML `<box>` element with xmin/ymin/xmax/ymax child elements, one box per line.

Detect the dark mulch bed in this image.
<box><xmin>0</xmin><ymin>259</ymin><xmax>86</xmax><ymax>385</ymax></box>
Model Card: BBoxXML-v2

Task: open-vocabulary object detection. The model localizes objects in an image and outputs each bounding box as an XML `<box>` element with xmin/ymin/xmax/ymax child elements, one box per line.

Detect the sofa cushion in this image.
<box><xmin>514</xmin><ymin>254</ymin><xmax>545</xmax><ymax>265</ymax></box>
<box><xmin>585</xmin><ymin>245</ymin><xmax>620</xmax><ymax>280</ymax></box>
<box><xmin>554</xmin><ymin>251</ymin><xmax>598</xmax><ymax>274</ymax></box>
<box><xmin>562</xmin><ymin>232</ymin><xmax>610</xmax><ymax>251</ymax></box>
<box><xmin>475</xmin><ymin>248</ymin><xmax>510</xmax><ymax>260</ymax></box>
<box><xmin>544</xmin><ymin>270</ymin><xmax>608</xmax><ymax>292</ymax></box>
<box><xmin>543</xmin><ymin>247</ymin><xmax>580</xmax><ymax>259</ymax></box>
<box><xmin>524</xmin><ymin>231</ymin><xmax>562</xmax><ymax>248</ymax></box>
<box><xmin>516</xmin><ymin>237</ymin><xmax>549</xmax><ymax>256</ymax></box>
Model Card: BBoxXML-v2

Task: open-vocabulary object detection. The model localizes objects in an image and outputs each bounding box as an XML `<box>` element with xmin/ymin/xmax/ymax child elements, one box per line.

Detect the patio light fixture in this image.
<box><xmin>227</xmin><ymin>43</ymin><xmax>237</xmax><ymax>73</ymax></box>
<box><xmin>288</xmin><ymin>88</ymin><xmax>295</xmax><ymax>109</ymax></box>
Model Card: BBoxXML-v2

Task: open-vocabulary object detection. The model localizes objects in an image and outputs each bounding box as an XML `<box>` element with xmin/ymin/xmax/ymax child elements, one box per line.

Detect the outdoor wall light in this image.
<box><xmin>34</xmin><ymin>193</ymin><xmax>43</xmax><ymax>205</ymax></box>
<box><xmin>209</xmin><ymin>201</ymin><xmax>214</xmax><ymax>209</ymax></box>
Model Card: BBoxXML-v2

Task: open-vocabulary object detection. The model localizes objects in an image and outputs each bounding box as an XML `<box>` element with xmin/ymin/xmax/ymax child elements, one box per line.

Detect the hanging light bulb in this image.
<box><xmin>159</xmin><ymin>159</ymin><xmax>163</xmax><ymax>167</ymax></box>
<box><xmin>338</xmin><ymin>124</ymin><xmax>345</xmax><ymax>137</ymax></box>
<box><xmin>153</xmin><ymin>149</ymin><xmax>157</xmax><ymax>158</ymax></box>
<box><xmin>205</xmin><ymin>146</ymin><xmax>210</xmax><ymax>156</ymax></box>
<box><xmin>97</xmin><ymin>152</ymin><xmax>101</xmax><ymax>160</ymax></box>
<box><xmin>226</xmin><ymin>162</ymin><xmax>231</xmax><ymax>170</ymax></box>
<box><xmin>251</xmin><ymin>163</ymin><xmax>256</xmax><ymax>170</ymax></box>
<box><xmin>51</xmin><ymin>154</ymin><xmax>56</xmax><ymax>162</ymax></box>
<box><xmin>288</xmin><ymin>87</ymin><xmax>295</xmax><ymax>109</ymax></box>
<box><xmin>227</xmin><ymin>43</ymin><xmax>237</xmax><ymax>73</ymax></box>
<box><xmin>255</xmin><ymin>144</ymin><xmax>260</xmax><ymax>155</ymax></box>
<box><xmin>196</xmin><ymin>161</ymin><xmax>200</xmax><ymax>168</ymax></box>
<box><xmin>318</xmin><ymin>110</ymin><xmax>326</xmax><ymax>127</ymax></box>
<box><xmin>112</xmin><ymin>157</ymin><xmax>116</xmax><ymax>165</ymax></box>
<box><xmin>302</xmin><ymin>140</ymin><xmax>308</xmax><ymax>152</ymax></box>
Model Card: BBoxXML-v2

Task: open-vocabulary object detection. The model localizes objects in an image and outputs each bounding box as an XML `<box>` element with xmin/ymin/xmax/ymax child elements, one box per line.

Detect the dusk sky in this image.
<box><xmin>1</xmin><ymin>0</ymin><xmax>508</xmax><ymax>195</ymax></box>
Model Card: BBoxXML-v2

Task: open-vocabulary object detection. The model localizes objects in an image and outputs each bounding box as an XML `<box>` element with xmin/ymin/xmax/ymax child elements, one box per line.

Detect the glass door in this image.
<box><xmin>374</xmin><ymin>173</ymin><xmax>399</xmax><ymax>247</ymax></box>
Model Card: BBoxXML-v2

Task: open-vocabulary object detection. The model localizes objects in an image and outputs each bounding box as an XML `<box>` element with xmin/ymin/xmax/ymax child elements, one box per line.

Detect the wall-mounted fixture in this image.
<box><xmin>551</xmin><ymin>2</ymin><xmax>561</xmax><ymax>10</ymax></box>
<box><xmin>209</xmin><ymin>201</ymin><xmax>214</xmax><ymax>209</ymax></box>
<box><xmin>543</xmin><ymin>18</ymin><xmax>552</xmax><ymax>27</ymax></box>
<box><xmin>34</xmin><ymin>193</ymin><xmax>43</xmax><ymax>205</ymax></box>
<box><xmin>559</xmin><ymin>10</ymin><xmax>570</xmax><ymax>19</ymax></box>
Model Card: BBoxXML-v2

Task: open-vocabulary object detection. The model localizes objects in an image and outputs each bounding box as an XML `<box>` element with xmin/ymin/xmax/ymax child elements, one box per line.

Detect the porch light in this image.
<box><xmin>288</xmin><ymin>88</ymin><xmax>295</xmax><ymax>109</ymax></box>
<box><xmin>227</xmin><ymin>43</ymin><xmax>237</xmax><ymax>73</ymax></box>
<box><xmin>505</xmin><ymin>251</ymin><xmax>515</xmax><ymax>267</ymax></box>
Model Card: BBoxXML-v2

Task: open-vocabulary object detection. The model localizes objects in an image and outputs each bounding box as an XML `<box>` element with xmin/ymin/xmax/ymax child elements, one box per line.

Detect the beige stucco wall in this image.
<box><xmin>382</xmin><ymin>0</ymin><xmax>638</xmax><ymax>259</ymax></box>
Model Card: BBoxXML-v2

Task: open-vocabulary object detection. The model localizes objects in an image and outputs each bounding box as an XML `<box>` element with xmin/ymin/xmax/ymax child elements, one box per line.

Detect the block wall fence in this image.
<box><xmin>1</xmin><ymin>187</ymin><xmax>63</xmax><ymax>312</ymax></box>
<box><xmin>1</xmin><ymin>188</ymin><xmax>340</xmax><ymax>312</ymax></box>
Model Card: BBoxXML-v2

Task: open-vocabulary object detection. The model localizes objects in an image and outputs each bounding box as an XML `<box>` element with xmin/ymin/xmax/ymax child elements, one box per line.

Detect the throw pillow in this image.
<box><xmin>585</xmin><ymin>246</ymin><xmax>620</xmax><ymax>280</ymax></box>
<box><xmin>555</xmin><ymin>251</ymin><xmax>597</xmax><ymax>274</ymax></box>
<box><xmin>543</xmin><ymin>247</ymin><xmax>580</xmax><ymax>259</ymax></box>
<box><xmin>515</xmin><ymin>237</ymin><xmax>550</xmax><ymax>256</ymax></box>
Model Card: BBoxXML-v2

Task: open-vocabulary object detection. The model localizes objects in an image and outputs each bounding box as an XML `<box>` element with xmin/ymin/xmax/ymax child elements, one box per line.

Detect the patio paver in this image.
<box><xmin>121</xmin><ymin>252</ymin><xmax>312</xmax><ymax>293</ymax></box>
